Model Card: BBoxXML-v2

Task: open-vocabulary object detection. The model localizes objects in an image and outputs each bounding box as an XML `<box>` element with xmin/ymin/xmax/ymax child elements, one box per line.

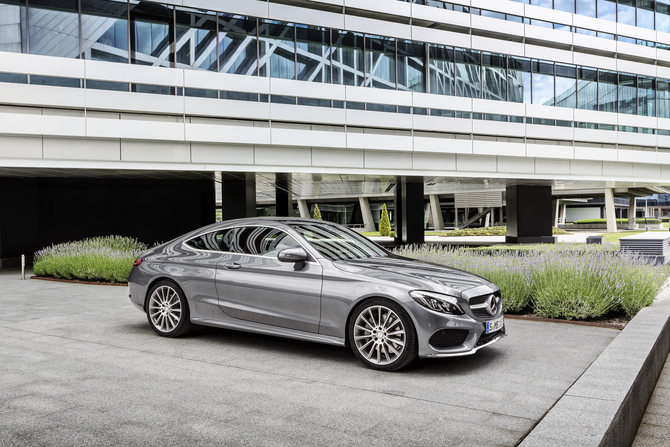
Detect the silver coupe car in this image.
<box><xmin>128</xmin><ymin>217</ymin><xmax>504</xmax><ymax>371</ymax></box>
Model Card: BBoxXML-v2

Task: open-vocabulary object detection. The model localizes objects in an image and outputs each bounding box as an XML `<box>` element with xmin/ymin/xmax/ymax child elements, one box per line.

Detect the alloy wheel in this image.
<box><xmin>148</xmin><ymin>285</ymin><xmax>182</xmax><ymax>333</ymax></box>
<box><xmin>353</xmin><ymin>305</ymin><xmax>406</xmax><ymax>365</ymax></box>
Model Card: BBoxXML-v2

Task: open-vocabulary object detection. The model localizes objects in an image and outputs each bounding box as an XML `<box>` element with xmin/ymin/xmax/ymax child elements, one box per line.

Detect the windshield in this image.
<box><xmin>290</xmin><ymin>223</ymin><xmax>388</xmax><ymax>261</ymax></box>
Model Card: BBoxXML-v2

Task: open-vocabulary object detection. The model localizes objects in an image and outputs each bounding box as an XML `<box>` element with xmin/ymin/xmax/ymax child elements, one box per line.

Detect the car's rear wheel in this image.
<box><xmin>349</xmin><ymin>298</ymin><xmax>417</xmax><ymax>371</ymax></box>
<box><xmin>146</xmin><ymin>280</ymin><xmax>193</xmax><ymax>337</ymax></box>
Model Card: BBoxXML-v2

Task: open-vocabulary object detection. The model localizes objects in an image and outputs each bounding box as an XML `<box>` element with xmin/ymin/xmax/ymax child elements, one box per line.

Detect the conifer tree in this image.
<box><xmin>379</xmin><ymin>203</ymin><xmax>391</xmax><ymax>236</ymax></box>
<box><xmin>313</xmin><ymin>204</ymin><xmax>322</xmax><ymax>220</ymax></box>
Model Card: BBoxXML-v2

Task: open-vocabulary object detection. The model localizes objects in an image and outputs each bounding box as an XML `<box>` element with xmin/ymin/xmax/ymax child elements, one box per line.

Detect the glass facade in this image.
<box><xmin>0</xmin><ymin>0</ymin><xmax>667</xmax><ymax>123</ymax></box>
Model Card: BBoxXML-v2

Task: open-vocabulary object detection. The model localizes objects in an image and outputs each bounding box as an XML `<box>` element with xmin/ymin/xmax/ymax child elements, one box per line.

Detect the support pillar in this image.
<box><xmin>359</xmin><ymin>197</ymin><xmax>376</xmax><ymax>232</ymax></box>
<box><xmin>394</xmin><ymin>176</ymin><xmax>424</xmax><ymax>245</ymax></box>
<box><xmin>505</xmin><ymin>185</ymin><xmax>552</xmax><ymax>243</ymax></box>
<box><xmin>221</xmin><ymin>172</ymin><xmax>256</xmax><ymax>220</ymax></box>
<box><xmin>454</xmin><ymin>207</ymin><xmax>459</xmax><ymax>229</ymax></box>
<box><xmin>552</xmin><ymin>199</ymin><xmax>559</xmax><ymax>227</ymax></box>
<box><xmin>628</xmin><ymin>196</ymin><xmax>637</xmax><ymax>229</ymax></box>
<box><xmin>275</xmin><ymin>173</ymin><xmax>292</xmax><ymax>217</ymax></box>
<box><xmin>429</xmin><ymin>195</ymin><xmax>445</xmax><ymax>231</ymax></box>
<box><xmin>298</xmin><ymin>199</ymin><xmax>310</xmax><ymax>219</ymax></box>
<box><xmin>605</xmin><ymin>188</ymin><xmax>617</xmax><ymax>233</ymax></box>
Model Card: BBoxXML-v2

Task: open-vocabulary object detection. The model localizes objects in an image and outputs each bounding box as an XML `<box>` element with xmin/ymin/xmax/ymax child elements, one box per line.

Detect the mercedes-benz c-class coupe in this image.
<box><xmin>128</xmin><ymin>217</ymin><xmax>504</xmax><ymax>371</ymax></box>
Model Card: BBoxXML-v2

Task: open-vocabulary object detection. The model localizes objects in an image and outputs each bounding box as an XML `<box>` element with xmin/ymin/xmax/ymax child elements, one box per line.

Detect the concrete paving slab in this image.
<box><xmin>0</xmin><ymin>270</ymin><xmax>622</xmax><ymax>446</ymax></box>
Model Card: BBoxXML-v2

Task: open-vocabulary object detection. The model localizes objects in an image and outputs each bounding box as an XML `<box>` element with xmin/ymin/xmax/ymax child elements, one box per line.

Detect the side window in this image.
<box><xmin>221</xmin><ymin>226</ymin><xmax>300</xmax><ymax>256</ymax></box>
<box><xmin>185</xmin><ymin>231</ymin><xmax>225</xmax><ymax>251</ymax></box>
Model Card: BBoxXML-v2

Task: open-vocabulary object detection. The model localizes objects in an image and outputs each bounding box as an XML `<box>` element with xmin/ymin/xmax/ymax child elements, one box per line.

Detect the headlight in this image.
<box><xmin>409</xmin><ymin>290</ymin><xmax>464</xmax><ymax>315</ymax></box>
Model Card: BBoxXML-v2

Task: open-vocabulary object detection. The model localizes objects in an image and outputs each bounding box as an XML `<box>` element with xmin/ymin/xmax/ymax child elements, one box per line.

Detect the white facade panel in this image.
<box><xmin>471</xmin><ymin>36</ymin><xmax>525</xmax><ymax>58</ymax></box>
<box><xmin>312</xmin><ymin>149</ymin><xmax>365</xmax><ymax>168</ymax></box>
<box><xmin>617</xmin><ymin>42</ymin><xmax>656</xmax><ymax>65</ymax></box>
<box><xmin>525</xmin><ymin>4</ymin><xmax>572</xmax><ymax>25</ymax></box>
<box><xmin>618</xmin><ymin>149</ymin><xmax>658</xmax><ymax>164</ymax></box>
<box><xmin>617</xmin><ymin>132</ymin><xmax>657</xmax><ymax>149</ymax></box>
<box><xmin>271</xmin><ymin>78</ymin><xmax>345</xmax><ymax>100</ymax></box>
<box><xmin>456</xmin><ymin>154</ymin><xmax>497</xmax><ymax>172</ymax></box>
<box><xmin>572</xmin><ymin>34</ymin><xmax>617</xmax><ymax>54</ymax></box>
<box><xmin>413</xmin><ymin>116</ymin><xmax>472</xmax><ymax>134</ymax></box>
<box><xmin>345</xmin><ymin>86</ymin><xmax>412</xmax><ymax>107</ymax></box>
<box><xmin>345</xmin><ymin>110</ymin><xmax>412</xmax><ymax>131</ymax></box>
<box><xmin>190</xmin><ymin>143</ymin><xmax>254</xmax><ymax>165</ymax></box>
<box><xmin>121</xmin><ymin>140</ymin><xmax>191</xmax><ymax>163</ymax></box>
<box><xmin>497</xmin><ymin>156</ymin><xmax>535</xmax><ymax>174</ymax></box>
<box><xmin>526</xmin><ymin>144</ymin><xmax>574</xmax><ymax>159</ymax></box>
<box><xmin>525</xmin><ymin>126</ymin><xmax>574</xmax><ymax>142</ymax></box>
<box><xmin>0</xmin><ymin>113</ymin><xmax>85</xmax><ymax>137</ymax></box>
<box><xmin>574</xmin><ymin>129</ymin><xmax>618</xmax><ymax>145</ymax></box>
<box><xmin>269</xmin><ymin>3</ymin><xmax>344</xmax><ymax>29</ymax></box>
<box><xmin>347</xmin><ymin>132</ymin><xmax>412</xmax><ymax>151</ymax></box>
<box><xmin>271</xmin><ymin>128</ymin><xmax>347</xmax><ymax>148</ymax></box>
<box><xmin>535</xmin><ymin>158</ymin><xmax>570</xmax><ymax>175</ymax></box>
<box><xmin>473</xmin><ymin>99</ymin><xmax>525</xmax><ymax>117</ymax></box>
<box><xmin>572</xmin><ymin>52</ymin><xmax>617</xmax><ymax>71</ymax></box>
<box><xmin>410</xmin><ymin>27</ymin><xmax>471</xmax><ymax>49</ymax></box>
<box><xmin>0</xmin><ymin>135</ymin><xmax>43</xmax><ymax>159</ymax></box>
<box><xmin>87</xmin><ymin>118</ymin><xmax>183</xmax><ymax>141</ymax></box>
<box><xmin>271</xmin><ymin>104</ymin><xmax>346</xmax><ymax>126</ymax></box>
<box><xmin>345</xmin><ymin>15</ymin><xmax>411</xmax><ymax>40</ymax></box>
<box><xmin>184</xmin><ymin>123</ymin><xmax>270</xmax><ymax>145</ymax></box>
<box><xmin>574</xmin><ymin>146</ymin><xmax>618</xmax><ymax>161</ymax></box>
<box><xmin>0</xmin><ymin>51</ymin><xmax>84</xmax><ymax>78</ymax></box>
<box><xmin>184</xmin><ymin>70</ymin><xmax>270</xmax><ymax>94</ymax></box>
<box><xmin>617</xmin><ymin>22</ymin><xmax>656</xmax><ymax>42</ymax></box>
<box><xmin>658</xmin><ymin>152</ymin><xmax>670</xmax><ymax>163</ymax></box>
<box><xmin>43</xmin><ymin>137</ymin><xmax>120</xmax><ymax>161</ymax></box>
<box><xmin>413</xmin><ymin>136</ymin><xmax>472</xmax><ymax>154</ymax></box>
<box><xmin>525</xmin><ymin>26</ymin><xmax>573</xmax><ymax>47</ymax></box>
<box><xmin>633</xmin><ymin>163</ymin><xmax>662</xmax><ymax>178</ymax></box>
<box><xmin>345</xmin><ymin>0</ymin><xmax>410</xmax><ymax>17</ymax></box>
<box><xmin>472</xmin><ymin>121</ymin><xmax>525</xmax><ymax>138</ymax></box>
<box><xmin>0</xmin><ymin>83</ymin><xmax>85</xmax><ymax>110</ymax></box>
<box><xmin>255</xmin><ymin>146</ymin><xmax>312</xmax><ymax>167</ymax></box>
<box><xmin>574</xmin><ymin>109</ymin><xmax>618</xmax><ymax>125</ymax></box>
<box><xmin>471</xmin><ymin>0</ymin><xmax>524</xmax><ymax>15</ymax></box>
<box><xmin>526</xmin><ymin>104</ymin><xmax>574</xmax><ymax>121</ymax></box>
<box><xmin>182</xmin><ymin>0</ymin><xmax>268</xmax><ymax>18</ymax></box>
<box><xmin>410</xmin><ymin>6</ymin><xmax>470</xmax><ymax>30</ymax></box>
<box><xmin>85</xmin><ymin>60</ymin><xmax>183</xmax><ymax>86</ymax></box>
<box><xmin>412</xmin><ymin>93</ymin><xmax>471</xmax><ymax>111</ymax></box>
<box><xmin>472</xmin><ymin>16</ymin><xmax>524</xmax><ymax>38</ymax></box>
<box><xmin>364</xmin><ymin>151</ymin><xmax>412</xmax><ymax>170</ymax></box>
<box><xmin>662</xmin><ymin>165</ymin><xmax>670</xmax><ymax>177</ymax></box>
<box><xmin>659</xmin><ymin>134</ymin><xmax>670</xmax><ymax>149</ymax></box>
<box><xmin>185</xmin><ymin>97</ymin><xmax>270</xmax><ymax>120</ymax></box>
<box><xmin>616</xmin><ymin>59</ymin><xmax>657</xmax><ymax>78</ymax></box>
<box><xmin>473</xmin><ymin>140</ymin><xmax>525</xmax><ymax>157</ymax></box>
<box><xmin>88</xmin><ymin>90</ymin><xmax>184</xmax><ymax>115</ymax></box>
<box><xmin>572</xmin><ymin>15</ymin><xmax>617</xmax><ymax>34</ymax></box>
<box><xmin>412</xmin><ymin>153</ymin><xmax>456</xmax><ymax>171</ymax></box>
<box><xmin>570</xmin><ymin>160</ymin><xmax>603</xmax><ymax>176</ymax></box>
<box><xmin>524</xmin><ymin>44</ymin><xmax>572</xmax><ymax>65</ymax></box>
<box><xmin>603</xmin><ymin>162</ymin><xmax>634</xmax><ymax>177</ymax></box>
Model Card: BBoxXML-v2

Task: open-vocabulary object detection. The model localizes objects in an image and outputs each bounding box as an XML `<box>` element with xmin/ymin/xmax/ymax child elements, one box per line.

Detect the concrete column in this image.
<box><xmin>561</xmin><ymin>204</ymin><xmax>567</xmax><ymax>224</ymax></box>
<box><xmin>552</xmin><ymin>199</ymin><xmax>559</xmax><ymax>226</ymax></box>
<box><xmin>221</xmin><ymin>172</ymin><xmax>255</xmax><ymax>220</ymax></box>
<box><xmin>628</xmin><ymin>196</ymin><xmax>637</xmax><ymax>229</ymax></box>
<box><xmin>275</xmin><ymin>173</ymin><xmax>292</xmax><ymax>217</ymax></box>
<box><xmin>298</xmin><ymin>199</ymin><xmax>310</xmax><ymax>219</ymax></box>
<box><xmin>499</xmin><ymin>207</ymin><xmax>504</xmax><ymax>225</ymax></box>
<box><xmin>429</xmin><ymin>195</ymin><xmax>445</xmax><ymax>231</ymax></box>
<box><xmin>454</xmin><ymin>207</ymin><xmax>459</xmax><ymax>229</ymax></box>
<box><xmin>394</xmin><ymin>181</ymin><xmax>403</xmax><ymax>243</ymax></box>
<box><xmin>394</xmin><ymin>176</ymin><xmax>424</xmax><ymax>245</ymax></box>
<box><xmin>484</xmin><ymin>212</ymin><xmax>490</xmax><ymax>228</ymax></box>
<box><xmin>359</xmin><ymin>197</ymin><xmax>376</xmax><ymax>232</ymax></box>
<box><xmin>505</xmin><ymin>185</ymin><xmax>553</xmax><ymax>243</ymax></box>
<box><xmin>605</xmin><ymin>188</ymin><xmax>617</xmax><ymax>233</ymax></box>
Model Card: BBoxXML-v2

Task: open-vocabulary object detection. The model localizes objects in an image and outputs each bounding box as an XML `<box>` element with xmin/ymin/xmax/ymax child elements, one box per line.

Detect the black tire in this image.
<box><xmin>146</xmin><ymin>280</ymin><xmax>194</xmax><ymax>337</ymax></box>
<box><xmin>348</xmin><ymin>298</ymin><xmax>417</xmax><ymax>371</ymax></box>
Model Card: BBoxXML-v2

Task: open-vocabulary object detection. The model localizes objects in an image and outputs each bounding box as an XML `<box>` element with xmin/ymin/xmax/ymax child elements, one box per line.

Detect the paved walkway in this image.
<box><xmin>633</xmin><ymin>356</ymin><xmax>670</xmax><ymax>446</ymax></box>
<box><xmin>0</xmin><ymin>269</ymin><xmax>621</xmax><ymax>446</ymax></box>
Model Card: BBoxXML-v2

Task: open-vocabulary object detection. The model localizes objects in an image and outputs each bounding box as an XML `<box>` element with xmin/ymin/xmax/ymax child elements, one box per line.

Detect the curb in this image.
<box><xmin>30</xmin><ymin>276</ymin><xmax>127</xmax><ymax>287</ymax></box>
<box><xmin>518</xmin><ymin>284</ymin><xmax>670</xmax><ymax>447</ymax></box>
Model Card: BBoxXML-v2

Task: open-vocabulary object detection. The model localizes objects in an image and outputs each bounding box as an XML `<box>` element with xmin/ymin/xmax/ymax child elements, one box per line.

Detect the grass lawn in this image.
<box><xmin>361</xmin><ymin>231</ymin><xmax>444</xmax><ymax>237</ymax></box>
<box><xmin>598</xmin><ymin>230</ymin><xmax>669</xmax><ymax>243</ymax></box>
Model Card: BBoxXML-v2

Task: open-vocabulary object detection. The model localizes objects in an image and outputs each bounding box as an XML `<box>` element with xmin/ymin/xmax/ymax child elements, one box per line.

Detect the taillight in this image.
<box><xmin>133</xmin><ymin>257</ymin><xmax>143</xmax><ymax>267</ymax></box>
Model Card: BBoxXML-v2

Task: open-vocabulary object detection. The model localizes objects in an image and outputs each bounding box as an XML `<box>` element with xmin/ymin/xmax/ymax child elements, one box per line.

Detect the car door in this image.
<box><xmin>215</xmin><ymin>226</ymin><xmax>323</xmax><ymax>333</ymax></box>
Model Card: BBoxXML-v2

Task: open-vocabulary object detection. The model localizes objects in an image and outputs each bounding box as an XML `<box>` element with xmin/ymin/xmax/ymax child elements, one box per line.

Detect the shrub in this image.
<box><xmin>395</xmin><ymin>244</ymin><xmax>669</xmax><ymax>320</ymax></box>
<box><xmin>313</xmin><ymin>204</ymin><xmax>322</xmax><ymax>220</ymax></box>
<box><xmin>443</xmin><ymin>226</ymin><xmax>568</xmax><ymax>237</ymax></box>
<box><xmin>379</xmin><ymin>203</ymin><xmax>391</xmax><ymax>236</ymax></box>
<box><xmin>573</xmin><ymin>218</ymin><xmax>628</xmax><ymax>224</ymax></box>
<box><xmin>662</xmin><ymin>217</ymin><xmax>670</xmax><ymax>223</ymax></box>
<box><xmin>636</xmin><ymin>218</ymin><xmax>661</xmax><ymax>224</ymax></box>
<box><xmin>33</xmin><ymin>236</ymin><xmax>147</xmax><ymax>283</ymax></box>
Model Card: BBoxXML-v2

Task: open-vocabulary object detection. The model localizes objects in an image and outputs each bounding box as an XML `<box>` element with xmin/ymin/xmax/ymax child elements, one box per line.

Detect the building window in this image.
<box><xmin>618</xmin><ymin>72</ymin><xmax>637</xmax><ymax>114</ymax></box>
<box><xmin>455</xmin><ymin>48</ymin><xmax>481</xmax><ymax>98</ymax></box>
<box><xmin>482</xmin><ymin>52</ymin><xmax>507</xmax><ymax>101</ymax></box>
<box><xmin>532</xmin><ymin>60</ymin><xmax>555</xmax><ymax>106</ymax></box>
<box><xmin>130</xmin><ymin>2</ymin><xmax>173</xmax><ymax>67</ymax></box>
<box><xmin>259</xmin><ymin>20</ymin><xmax>295</xmax><ymax>80</ymax></box>
<box><xmin>597</xmin><ymin>0</ymin><xmax>617</xmax><ymax>21</ymax></box>
<box><xmin>577</xmin><ymin>0</ymin><xmax>597</xmax><ymax>17</ymax></box>
<box><xmin>555</xmin><ymin>0</ymin><xmax>576</xmax><ymax>13</ymax></box>
<box><xmin>599</xmin><ymin>70</ymin><xmax>618</xmax><ymax>112</ymax></box>
<box><xmin>577</xmin><ymin>67</ymin><xmax>598</xmax><ymax>110</ymax></box>
<box><xmin>397</xmin><ymin>40</ymin><xmax>425</xmax><ymax>93</ymax></box>
<box><xmin>29</xmin><ymin>0</ymin><xmax>79</xmax><ymax>58</ymax></box>
<box><xmin>658</xmin><ymin>1</ymin><xmax>670</xmax><ymax>33</ymax></box>
<box><xmin>555</xmin><ymin>64</ymin><xmax>577</xmax><ymax>108</ymax></box>
<box><xmin>658</xmin><ymin>79</ymin><xmax>670</xmax><ymax>118</ymax></box>
<box><xmin>618</xmin><ymin>0</ymin><xmax>637</xmax><ymax>26</ymax></box>
<box><xmin>638</xmin><ymin>76</ymin><xmax>656</xmax><ymax>116</ymax></box>
<box><xmin>296</xmin><ymin>25</ymin><xmax>331</xmax><ymax>83</ymax></box>
<box><xmin>0</xmin><ymin>0</ymin><xmax>27</xmax><ymax>54</ymax></box>
<box><xmin>428</xmin><ymin>44</ymin><xmax>454</xmax><ymax>96</ymax></box>
<box><xmin>508</xmin><ymin>56</ymin><xmax>531</xmax><ymax>104</ymax></box>
<box><xmin>81</xmin><ymin>0</ymin><xmax>128</xmax><ymax>63</ymax></box>
<box><xmin>365</xmin><ymin>35</ymin><xmax>396</xmax><ymax>89</ymax></box>
<box><xmin>175</xmin><ymin>7</ymin><xmax>217</xmax><ymax>72</ymax></box>
<box><xmin>332</xmin><ymin>31</ymin><xmax>364</xmax><ymax>87</ymax></box>
<box><xmin>638</xmin><ymin>0</ymin><xmax>656</xmax><ymax>29</ymax></box>
<box><xmin>218</xmin><ymin>15</ymin><xmax>257</xmax><ymax>76</ymax></box>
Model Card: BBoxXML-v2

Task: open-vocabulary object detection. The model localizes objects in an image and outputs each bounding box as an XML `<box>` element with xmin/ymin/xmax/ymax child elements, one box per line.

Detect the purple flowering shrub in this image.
<box><xmin>395</xmin><ymin>244</ymin><xmax>670</xmax><ymax>320</ymax></box>
<box><xmin>33</xmin><ymin>236</ymin><xmax>147</xmax><ymax>283</ymax></box>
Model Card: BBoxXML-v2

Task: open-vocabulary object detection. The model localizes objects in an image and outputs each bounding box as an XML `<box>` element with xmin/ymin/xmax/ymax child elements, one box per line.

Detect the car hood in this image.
<box><xmin>332</xmin><ymin>256</ymin><xmax>494</xmax><ymax>296</ymax></box>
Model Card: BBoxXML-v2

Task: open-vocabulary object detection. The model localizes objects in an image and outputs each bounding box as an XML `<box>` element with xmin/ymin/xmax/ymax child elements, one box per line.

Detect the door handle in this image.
<box><xmin>223</xmin><ymin>263</ymin><xmax>241</xmax><ymax>270</ymax></box>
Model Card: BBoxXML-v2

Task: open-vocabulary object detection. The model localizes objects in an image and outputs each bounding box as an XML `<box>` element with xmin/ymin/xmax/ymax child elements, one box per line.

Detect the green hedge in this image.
<box><xmin>443</xmin><ymin>226</ymin><xmax>568</xmax><ymax>237</ymax></box>
<box><xmin>573</xmin><ymin>218</ymin><xmax>661</xmax><ymax>224</ymax></box>
<box><xmin>33</xmin><ymin>236</ymin><xmax>147</xmax><ymax>283</ymax></box>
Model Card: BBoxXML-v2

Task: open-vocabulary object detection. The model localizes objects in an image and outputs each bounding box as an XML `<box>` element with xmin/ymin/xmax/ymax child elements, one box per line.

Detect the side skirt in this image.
<box><xmin>191</xmin><ymin>317</ymin><xmax>346</xmax><ymax>347</ymax></box>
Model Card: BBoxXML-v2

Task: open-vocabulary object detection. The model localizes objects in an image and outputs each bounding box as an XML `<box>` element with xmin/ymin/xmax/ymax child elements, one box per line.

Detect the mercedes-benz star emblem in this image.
<box><xmin>486</xmin><ymin>295</ymin><xmax>498</xmax><ymax>316</ymax></box>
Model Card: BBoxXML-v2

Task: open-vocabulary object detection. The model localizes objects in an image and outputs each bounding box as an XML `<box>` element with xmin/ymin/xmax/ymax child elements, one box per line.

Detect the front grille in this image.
<box><xmin>469</xmin><ymin>295</ymin><xmax>488</xmax><ymax>306</ymax></box>
<box><xmin>429</xmin><ymin>329</ymin><xmax>468</xmax><ymax>348</ymax></box>
<box><xmin>472</xmin><ymin>308</ymin><xmax>492</xmax><ymax>319</ymax></box>
<box><xmin>468</xmin><ymin>291</ymin><xmax>502</xmax><ymax>319</ymax></box>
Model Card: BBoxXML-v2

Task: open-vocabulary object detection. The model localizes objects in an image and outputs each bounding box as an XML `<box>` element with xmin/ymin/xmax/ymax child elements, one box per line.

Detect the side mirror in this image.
<box><xmin>277</xmin><ymin>248</ymin><xmax>307</xmax><ymax>264</ymax></box>
<box><xmin>278</xmin><ymin>248</ymin><xmax>307</xmax><ymax>270</ymax></box>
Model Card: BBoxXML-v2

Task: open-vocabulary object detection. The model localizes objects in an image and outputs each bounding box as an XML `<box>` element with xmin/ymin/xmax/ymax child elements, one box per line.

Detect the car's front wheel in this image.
<box><xmin>349</xmin><ymin>298</ymin><xmax>417</xmax><ymax>371</ymax></box>
<box><xmin>146</xmin><ymin>280</ymin><xmax>193</xmax><ymax>337</ymax></box>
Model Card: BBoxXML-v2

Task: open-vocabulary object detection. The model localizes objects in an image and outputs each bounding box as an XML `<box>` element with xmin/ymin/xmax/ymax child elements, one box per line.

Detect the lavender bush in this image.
<box><xmin>395</xmin><ymin>244</ymin><xmax>670</xmax><ymax>319</ymax></box>
<box><xmin>33</xmin><ymin>236</ymin><xmax>147</xmax><ymax>283</ymax></box>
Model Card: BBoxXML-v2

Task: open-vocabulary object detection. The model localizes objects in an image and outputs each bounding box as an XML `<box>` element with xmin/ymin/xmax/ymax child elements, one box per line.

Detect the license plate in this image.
<box><xmin>486</xmin><ymin>316</ymin><xmax>504</xmax><ymax>334</ymax></box>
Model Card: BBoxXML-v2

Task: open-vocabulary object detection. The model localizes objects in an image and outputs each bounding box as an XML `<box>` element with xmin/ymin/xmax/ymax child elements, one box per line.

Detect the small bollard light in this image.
<box><xmin>21</xmin><ymin>254</ymin><xmax>25</xmax><ymax>280</ymax></box>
